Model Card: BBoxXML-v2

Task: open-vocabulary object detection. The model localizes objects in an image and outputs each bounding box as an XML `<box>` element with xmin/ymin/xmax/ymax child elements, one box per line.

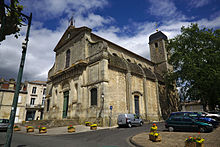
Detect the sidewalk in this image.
<box><xmin>130</xmin><ymin>127</ymin><xmax>220</xmax><ymax>147</ymax></box>
<box><xmin>15</xmin><ymin>125</ymin><xmax>117</xmax><ymax>136</ymax></box>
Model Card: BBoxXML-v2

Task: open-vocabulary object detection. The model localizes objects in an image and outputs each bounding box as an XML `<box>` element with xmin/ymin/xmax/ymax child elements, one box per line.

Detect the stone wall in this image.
<box><xmin>22</xmin><ymin>119</ymin><xmax>79</xmax><ymax>128</ymax></box>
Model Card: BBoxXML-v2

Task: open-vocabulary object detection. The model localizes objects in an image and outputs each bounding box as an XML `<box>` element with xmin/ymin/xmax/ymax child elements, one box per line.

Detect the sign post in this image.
<box><xmin>109</xmin><ymin>106</ymin><xmax>113</xmax><ymax>127</ymax></box>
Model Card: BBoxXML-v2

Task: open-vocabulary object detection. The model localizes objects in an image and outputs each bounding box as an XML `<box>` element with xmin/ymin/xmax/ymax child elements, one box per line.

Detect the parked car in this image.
<box><xmin>117</xmin><ymin>114</ymin><xmax>143</xmax><ymax>128</ymax></box>
<box><xmin>0</xmin><ymin>119</ymin><xmax>9</xmax><ymax>131</ymax></box>
<box><xmin>199</xmin><ymin>111</ymin><xmax>220</xmax><ymax>121</ymax></box>
<box><xmin>207</xmin><ymin>111</ymin><xmax>220</xmax><ymax>120</ymax></box>
<box><xmin>175</xmin><ymin>112</ymin><xmax>219</xmax><ymax>128</ymax></box>
<box><xmin>165</xmin><ymin>112</ymin><xmax>213</xmax><ymax>133</ymax></box>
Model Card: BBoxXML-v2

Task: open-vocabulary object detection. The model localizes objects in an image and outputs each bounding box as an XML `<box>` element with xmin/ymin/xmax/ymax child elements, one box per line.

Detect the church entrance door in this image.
<box><xmin>63</xmin><ymin>91</ymin><xmax>69</xmax><ymax>118</ymax></box>
<box><xmin>134</xmin><ymin>95</ymin><xmax>140</xmax><ymax>115</ymax></box>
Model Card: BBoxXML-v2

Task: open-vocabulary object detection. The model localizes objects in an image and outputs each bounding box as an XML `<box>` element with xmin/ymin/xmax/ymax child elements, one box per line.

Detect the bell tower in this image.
<box><xmin>149</xmin><ymin>31</ymin><xmax>171</xmax><ymax>74</ymax></box>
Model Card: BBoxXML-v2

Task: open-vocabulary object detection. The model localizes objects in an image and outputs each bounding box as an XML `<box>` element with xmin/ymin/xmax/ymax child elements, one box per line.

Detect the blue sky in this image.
<box><xmin>0</xmin><ymin>0</ymin><xmax>220</xmax><ymax>81</ymax></box>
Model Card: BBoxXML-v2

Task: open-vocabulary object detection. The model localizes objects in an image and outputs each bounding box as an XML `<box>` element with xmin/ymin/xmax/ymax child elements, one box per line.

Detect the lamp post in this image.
<box><xmin>1</xmin><ymin>2</ymin><xmax>32</xmax><ymax>147</ymax></box>
<box><xmin>101</xmin><ymin>93</ymin><xmax>104</xmax><ymax>101</ymax></box>
<box><xmin>98</xmin><ymin>93</ymin><xmax>104</xmax><ymax>120</ymax></box>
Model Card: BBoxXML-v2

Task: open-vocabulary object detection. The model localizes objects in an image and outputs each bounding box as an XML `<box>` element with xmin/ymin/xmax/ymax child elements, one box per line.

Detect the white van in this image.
<box><xmin>117</xmin><ymin>114</ymin><xmax>143</xmax><ymax>128</ymax></box>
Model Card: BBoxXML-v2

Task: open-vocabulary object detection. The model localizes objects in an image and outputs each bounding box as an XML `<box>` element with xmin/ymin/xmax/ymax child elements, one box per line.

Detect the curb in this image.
<box><xmin>129</xmin><ymin>136</ymin><xmax>144</xmax><ymax>147</ymax></box>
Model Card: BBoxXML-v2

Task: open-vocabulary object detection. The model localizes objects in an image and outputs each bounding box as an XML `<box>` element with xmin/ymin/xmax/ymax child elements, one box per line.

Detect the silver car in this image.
<box><xmin>0</xmin><ymin>119</ymin><xmax>9</xmax><ymax>131</ymax></box>
<box><xmin>117</xmin><ymin>114</ymin><xmax>143</xmax><ymax>128</ymax></box>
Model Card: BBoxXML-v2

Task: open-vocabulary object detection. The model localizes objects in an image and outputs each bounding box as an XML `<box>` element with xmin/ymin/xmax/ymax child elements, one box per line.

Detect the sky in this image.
<box><xmin>0</xmin><ymin>0</ymin><xmax>220</xmax><ymax>82</ymax></box>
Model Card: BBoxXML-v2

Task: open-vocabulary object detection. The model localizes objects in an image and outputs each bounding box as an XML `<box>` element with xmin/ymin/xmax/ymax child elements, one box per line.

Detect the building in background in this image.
<box><xmin>25</xmin><ymin>81</ymin><xmax>46</xmax><ymax>121</ymax></box>
<box><xmin>181</xmin><ymin>101</ymin><xmax>204</xmax><ymax>112</ymax></box>
<box><xmin>0</xmin><ymin>78</ymin><xmax>27</xmax><ymax>123</ymax></box>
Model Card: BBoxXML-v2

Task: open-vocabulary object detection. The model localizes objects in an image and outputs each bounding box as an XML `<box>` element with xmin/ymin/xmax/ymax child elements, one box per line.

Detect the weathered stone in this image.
<box><xmin>43</xmin><ymin>25</ymin><xmax>178</xmax><ymax>126</ymax></box>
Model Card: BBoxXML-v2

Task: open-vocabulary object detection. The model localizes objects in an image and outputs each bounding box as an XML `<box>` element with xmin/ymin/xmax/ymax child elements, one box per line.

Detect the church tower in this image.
<box><xmin>149</xmin><ymin>31</ymin><xmax>171</xmax><ymax>74</ymax></box>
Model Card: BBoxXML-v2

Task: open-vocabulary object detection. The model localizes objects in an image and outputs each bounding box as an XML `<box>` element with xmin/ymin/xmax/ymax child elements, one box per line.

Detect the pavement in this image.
<box><xmin>15</xmin><ymin>125</ymin><xmax>118</xmax><ymax>136</ymax></box>
<box><xmin>15</xmin><ymin>124</ymin><xmax>220</xmax><ymax>147</ymax></box>
<box><xmin>130</xmin><ymin>126</ymin><xmax>220</xmax><ymax>147</ymax></box>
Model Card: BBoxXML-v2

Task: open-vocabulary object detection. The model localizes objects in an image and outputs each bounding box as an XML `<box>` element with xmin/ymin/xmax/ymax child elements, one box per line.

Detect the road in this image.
<box><xmin>0</xmin><ymin>122</ymin><xmax>165</xmax><ymax>147</ymax></box>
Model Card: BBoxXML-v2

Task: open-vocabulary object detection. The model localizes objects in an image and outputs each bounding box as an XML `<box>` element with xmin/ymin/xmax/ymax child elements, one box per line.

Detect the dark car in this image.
<box><xmin>171</xmin><ymin>112</ymin><xmax>219</xmax><ymax>128</ymax></box>
<box><xmin>165</xmin><ymin>112</ymin><xmax>213</xmax><ymax>133</ymax></box>
<box><xmin>0</xmin><ymin>119</ymin><xmax>9</xmax><ymax>131</ymax></box>
<box><xmin>186</xmin><ymin>112</ymin><xmax>219</xmax><ymax>127</ymax></box>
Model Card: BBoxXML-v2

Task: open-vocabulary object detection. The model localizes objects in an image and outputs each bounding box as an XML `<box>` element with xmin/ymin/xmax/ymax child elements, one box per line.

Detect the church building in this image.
<box><xmin>44</xmin><ymin>23</ymin><xmax>177</xmax><ymax>126</ymax></box>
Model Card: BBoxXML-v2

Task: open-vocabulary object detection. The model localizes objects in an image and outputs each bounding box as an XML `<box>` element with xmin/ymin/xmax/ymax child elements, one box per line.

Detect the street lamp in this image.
<box><xmin>101</xmin><ymin>93</ymin><xmax>104</xmax><ymax>100</ymax></box>
<box><xmin>98</xmin><ymin>93</ymin><xmax>104</xmax><ymax>119</ymax></box>
<box><xmin>1</xmin><ymin>2</ymin><xmax>32</xmax><ymax>147</ymax></box>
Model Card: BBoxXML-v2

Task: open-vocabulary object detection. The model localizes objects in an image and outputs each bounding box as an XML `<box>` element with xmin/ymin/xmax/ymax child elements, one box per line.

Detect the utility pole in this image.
<box><xmin>0</xmin><ymin>2</ymin><xmax>32</xmax><ymax>147</ymax></box>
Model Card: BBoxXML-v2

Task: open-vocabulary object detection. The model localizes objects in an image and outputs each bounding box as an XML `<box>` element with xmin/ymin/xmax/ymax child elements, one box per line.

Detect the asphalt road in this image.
<box><xmin>0</xmin><ymin>122</ymin><xmax>165</xmax><ymax>147</ymax></box>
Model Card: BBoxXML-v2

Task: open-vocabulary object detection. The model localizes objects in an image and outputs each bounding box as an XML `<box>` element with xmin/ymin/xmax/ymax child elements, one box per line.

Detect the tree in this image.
<box><xmin>0</xmin><ymin>0</ymin><xmax>24</xmax><ymax>42</ymax></box>
<box><xmin>166</xmin><ymin>23</ymin><xmax>220</xmax><ymax>111</ymax></box>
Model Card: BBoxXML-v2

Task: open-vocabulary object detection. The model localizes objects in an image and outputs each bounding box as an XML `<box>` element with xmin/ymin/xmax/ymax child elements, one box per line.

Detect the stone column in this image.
<box><xmin>143</xmin><ymin>77</ymin><xmax>148</xmax><ymax>120</ymax></box>
<box><xmin>99</xmin><ymin>55</ymin><xmax>109</xmax><ymax>126</ymax></box>
<box><xmin>155</xmin><ymin>79</ymin><xmax>162</xmax><ymax>120</ymax></box>
<box><xmin>126</xmin><ymin>72</ymin><xmax>132</xmax><ymax>113</ymax></box>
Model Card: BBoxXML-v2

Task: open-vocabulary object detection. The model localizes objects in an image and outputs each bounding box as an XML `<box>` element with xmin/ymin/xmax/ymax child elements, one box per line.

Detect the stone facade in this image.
<box><xmin>44</xmin><ymin>25</ymin><xmax>177</xmax><ymax>126</ymax></box>
<box><xmin>0</xmin><ymin>78</ymin><xmax>27</xmax><ymax>123</ymax></box>
<box><xmin>25</xmin><ymin>81</ymin><xmax>46</xmax><ymax>121</ymax></box>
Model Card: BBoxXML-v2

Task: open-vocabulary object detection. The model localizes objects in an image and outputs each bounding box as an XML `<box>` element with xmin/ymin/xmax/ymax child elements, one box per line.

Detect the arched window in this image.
<box><xmin>112</xmin><ymin>53</ymin><xmax>118</xmax><ymax>56</ymax></box>
<box><xmin>127</xmin><ymin>59</ymin><xmax>131</xmax><ymax>62</ymax></box>
<box><xmin>65</xmin><ymin>49</ymin><xmax>70</xmax><ymax>68</ymax></box>
<box><xmin>155</xmin><ymin>42</ymin><xmax>158</xmax><ymax>48</ymax></box>
<box><xmin>90</xmin><ymin>88</ymin><xmax>97</xmax><ymax>106</ymax></box>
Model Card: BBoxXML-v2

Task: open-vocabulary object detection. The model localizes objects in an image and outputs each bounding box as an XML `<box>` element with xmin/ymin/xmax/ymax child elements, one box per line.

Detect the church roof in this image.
<box><xmin>53</xmin><ymin>26</ymin><xmax>91</xmax><ymax>52</ymax></box>
<box><xmin>149</xmin><ymin>31</ymin><xmax>167</xmax><ymax>44</ymax></box>
<box><xmin>91</xmin><ymin>33</ymin><xmax>154</xmax><ymax>66</ymax></box>
<box><xmin>108</xmin><ymin>54</ymin><xmax>157</xmax><ymax>81</ymax></box>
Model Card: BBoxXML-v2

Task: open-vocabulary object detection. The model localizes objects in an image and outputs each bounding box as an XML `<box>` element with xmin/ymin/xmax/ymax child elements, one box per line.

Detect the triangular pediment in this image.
<box><xmin>53</xmin><ymin>26</ymin><xmax>91</xmax><ymax>52</ymax></box>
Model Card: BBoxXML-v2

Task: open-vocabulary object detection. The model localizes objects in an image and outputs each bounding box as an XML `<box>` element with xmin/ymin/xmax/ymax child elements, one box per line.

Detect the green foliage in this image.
<box><xmin>0</xmin><ymin>0</ymin><xmax>24</xmax><ymax>41</ymax></box>
<box><xmin>166</xmin><ymin>23</ymin><xmax>220</xmax><ymax>110</ymax></box>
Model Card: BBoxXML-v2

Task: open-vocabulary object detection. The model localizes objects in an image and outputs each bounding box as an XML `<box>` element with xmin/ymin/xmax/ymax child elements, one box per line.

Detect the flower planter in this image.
<box><xmin>196</xmin><ymin>143</ymin><xmax>204</xmax><ymax>147</ymax></box>
<box><xmin>90</xmin><ymin>126</ymin><xmax>97</xmax><ymax>130</ymax></box>
<box><xmin>14</xmin><ymin>127</ymin><xmax>21</xmax><ymax>131</ymax></box>
<box><xmin>68</xmin><ymin>128</ymin><xmax>75</xmax><ymax>133</ymax></box>
<box><xmin>185</xmin><ymin>136</ymin><xmax>205</xmax><ymax>147</ymax></box>
<box><xmin>85</xmin><ymin>122</ymin><xmax>91</xmax><ymax>126</ymax></box>
<box><xmin>185</xmin><ymin>141</ymin><xmax>197</xmax><ymax>147</ymax></box>
<box><xmin>39</xmin><ymin>129</ymin><xmax>47</xmax><ymax>133</ymax></box>
<box><xmin>185</xmin><ymin>142</ymin><xmax>204</xmax><ymax>147</ymax></box>
<box><xmin>149</xmin><ymin>134</ymin><xmax>161</xmax><ymax>142</ymax></box>
<box><xmin>27</xmin><ymin>128</ymin><xmax>34</xmax><ymax>133</ymax></box>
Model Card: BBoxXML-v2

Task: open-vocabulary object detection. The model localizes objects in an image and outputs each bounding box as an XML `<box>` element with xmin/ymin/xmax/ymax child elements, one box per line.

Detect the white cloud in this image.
<box><xmin>197</xmin><ymin>16</ymin><xmax>220</xmax><ymax>28</ymax></box>
<box><xmin>148</xmin><ymin>0</ymin><xmax>187</xmax><ymax>20</ymax></box>
<box><xmin>0</xmin><ymin>23</ymin><xmax>64</xmax><ymax>81</ymax></box>
<box><xmin>22</xmin><ymin>0</ymin><xmax>108</xmax><ymax>19</ymax></box>
<box><xmin>189</xmin><ymin>0</ymin><xmax>209</xmax><ymax>8</ymax></box>
<box><xmin>75</xmin><ymin>13</ymin><xmax>114</xmax><ymax>28</ymax></box>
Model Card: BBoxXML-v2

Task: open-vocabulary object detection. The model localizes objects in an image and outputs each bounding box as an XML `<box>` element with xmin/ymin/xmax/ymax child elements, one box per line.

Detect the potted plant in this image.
<box><xmin>67</xmin><ymin>125</ymin><xmax>75</xmax><ymax>133</ymax></box>
<box><xmin>196</xmin><ymin>136</ymin><xmax>205</xmax><ymax>147</ymax></box>
<box><xmin>90</xmin><ymin>124</ymin><xmax>97</xmax><ymax>130</ymax></box>
<box><xmin>38</xmin><ymin>126</ymin><xmax>47</xmax><ymax>133</ymax></box>
<box><xmin>26</xmin><ymin>126</ymin><xmax>34</xmax><ymax>133</ymax></box>
<box><xmin>185</xmin><ymin>135</ymin><xmax>205</xmax><ymax>147</ymax></box>
<box><xmin>13</xmin><ymin>125</ymin><xmax>21</xmax><ymax>131</ymax></box>
<box><xmin>149</xmin><ymin>123</ymin><xmax>161</xmax><ymax>142</ymax></box>
<box><xmin>85</xmin><ymin>121</ymin><xmax>91</xmax><ymax>126</ymax></box>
